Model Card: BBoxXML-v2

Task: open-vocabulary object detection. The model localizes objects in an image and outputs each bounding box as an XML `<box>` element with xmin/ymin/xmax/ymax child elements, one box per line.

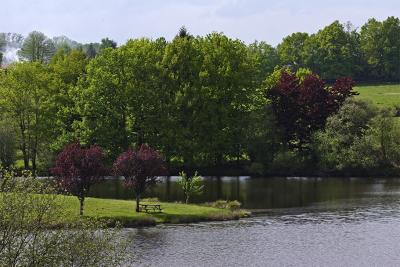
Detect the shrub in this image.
<box><xmin>0</xmin><ymin>168</ymin><xmax>128</xmax><ymax>266</ymax></box>
<box><xmin>227</xmin><ymin>200</ymin><xmax>242</xmax><ymax>210</ymax></box>
<box><xmin>209</xmin><ymin>200</ymin><xmax>242</xmax><ymax>210</ymax></box>
<box><xmin>177</xmin><ymin>171</ymin><xmax>204</xmax><ymax>204</ymax></box>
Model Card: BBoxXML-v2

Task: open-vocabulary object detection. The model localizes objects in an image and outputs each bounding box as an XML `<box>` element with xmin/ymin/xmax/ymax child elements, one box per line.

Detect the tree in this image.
<box><xmin>360</xmin><ymin>17</ymin><xmax>400</xmax><ymax>81</ymax></box>
<box><xmin>85</xmin><ymin>43</ymin><xmax>97</xmax><ymax>58</ymax></box>
<box><xmin>18</xmin><ymin>31</ymin><xmax>55</xmax><ymax>63</ymax></box>
<box><xmin>52</xmin><ymin>143</ymin><xmax>106</xmax><ymax>216</ymax></box>
<box><xmin>176</xmin><ymin>26</ymin><xmax>192</xmax><ymax>39</ymax></box>
<box><xmin>100</xmin><ymin>38</ymin><xmax>117</xmax><ymax>51</ymax></box>
<box><xmin>302</xmin><ymin>21</ymin><xmax>362</xmax><ymax>80</ymax></box>
<box><xmin>277</xmin><ymin>32</ymin><xmax>309</xmax><ymax>69</ymax></box>
<box><xmin>248</xmin><ymin>41</ymin><xmax>279</xmax><ymax>83</ymax></box>
<box><xmin>0</xmin><ymin>62</ymin><xmax>54</xmax><ymax>172</ymax></box>
<box><xmin>77</xmin><ymin>38</ymin><xmax>167</xmax><ymax>159</ymax></box>
<box><xmin>314</xmin><ymin>98</ymin><xmax>378</xmax><ymax>171</ymax></box>
<box><xmin>362</xmin><ymin>109</ymin><xmax>400</xmax><ymax>168</ymax></box>
<box><xmin>267</xmin><ymin>70</ymin><xmax>356</xmax><ymax>148</ymax></box>
<box><xmin>49</xmin><ymin>49</ymin><xmax>88</xmax><ymax>151</ymax></box>
<box><xmin>113</xmin><ymin>144</ymin><xmax>166</xmax><ymax>212</ymax></box>
<box><xmin>180</xmin><ymin>33</ymin><xmax>259</xmax><ymax>166</ymax></box>
<box><xmin>0</xmin><ymin>120</ymin><xmax>16</xmax><ymax>168</ymax></box>
<box><xmin>177</xmin><ymin>171</ymin><xmax>203</xmax><ymax>204</ymax></box>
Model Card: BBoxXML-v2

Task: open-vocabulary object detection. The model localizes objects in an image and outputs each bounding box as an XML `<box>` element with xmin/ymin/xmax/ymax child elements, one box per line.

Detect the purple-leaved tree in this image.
<box><xmin>113</xmin><ymin>144</ymin><xmax>167</xmax><ymax>212</ymax></box>
<box><xmin>52</xmin><ymin>143</ymin><xmax>107</xmax><ymax>216</ymax></box>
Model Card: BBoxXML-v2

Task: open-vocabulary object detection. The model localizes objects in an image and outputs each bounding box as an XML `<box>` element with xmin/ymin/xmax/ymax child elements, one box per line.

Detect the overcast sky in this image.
<box><xmin>2</xmin><ymin>0</ymin><xmax>399</xmax><ymax>46</ymax></box>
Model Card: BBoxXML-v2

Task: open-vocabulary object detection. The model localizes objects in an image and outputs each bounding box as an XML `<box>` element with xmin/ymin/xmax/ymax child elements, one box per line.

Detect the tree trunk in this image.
<box><xmin>31</xmin><ymin>136</ymin><xmax>38</xmax><ymax>175</ymax></box>
<box><xmin>136</xmin><ymin>194</ymin><xmax>141</xmax><ymax>212</ymax></box>
<box><xmin>20</xmin><ymin>123</ymin><xmax>29</xmax><ymax>170</ymax></box>
<box><xmin>79</xmin><ymin>196</ymin><xmax>85</xmax><ymax>216</ymax></box>
<box><xmin>185</xmin><ymin>194</ymin><xmax>189</xmax><ymax>204</ymax></box>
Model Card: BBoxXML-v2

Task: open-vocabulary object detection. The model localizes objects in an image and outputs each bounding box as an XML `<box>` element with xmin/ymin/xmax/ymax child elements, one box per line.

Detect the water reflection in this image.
<box><xmin>89</xmin><ymin>177</ymin><xmax>400</xmax><ymax>209</ymax></box>
<box><xmin>102</xmin><ymin>177</ymin><xmax>400</xmax><ymax>266</ymax></box>
<box><xmin>123</xmin><ymin>186</ymin><xmax>400</xmax><ymax>266</ymax></box>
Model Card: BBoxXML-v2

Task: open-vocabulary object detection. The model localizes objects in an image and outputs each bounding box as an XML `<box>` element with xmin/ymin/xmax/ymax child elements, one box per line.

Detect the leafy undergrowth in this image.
<box><xmin>61</xmin><ymin>196</ymin><xmax>250</xmax><ymax>227</ymax></box>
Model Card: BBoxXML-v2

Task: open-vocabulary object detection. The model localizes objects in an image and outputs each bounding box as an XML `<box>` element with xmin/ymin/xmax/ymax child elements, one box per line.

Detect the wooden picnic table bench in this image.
<box><xmin>139</xmin><ymin>204</ymin><xmax>162</xmax><ymax>213</ymax></box>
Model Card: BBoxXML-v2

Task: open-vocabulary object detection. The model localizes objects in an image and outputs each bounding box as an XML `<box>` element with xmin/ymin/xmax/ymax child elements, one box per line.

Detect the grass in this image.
<box><xmin>60</xmin><ymin>196</ymin><xmax>250</xmax><ymax>227</ymax></box>
<box><xmin>355</xmin><ymin>84</ymin><xmax>400</xmax><ymax>108</ymax></box>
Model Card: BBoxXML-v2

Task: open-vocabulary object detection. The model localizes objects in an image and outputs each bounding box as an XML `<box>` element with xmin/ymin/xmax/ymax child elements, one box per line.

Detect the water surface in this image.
<box><xmin>91</xmin><ymin>177</ymin><xmax>400</xmax><ymax>266</ymax></box>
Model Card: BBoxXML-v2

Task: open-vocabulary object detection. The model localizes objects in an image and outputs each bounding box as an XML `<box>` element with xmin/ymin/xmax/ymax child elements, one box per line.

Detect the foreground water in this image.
<box><xmin>91</xmin><ymin>177</ymin><xmax>400</xmax><ymax>266</ymax></box>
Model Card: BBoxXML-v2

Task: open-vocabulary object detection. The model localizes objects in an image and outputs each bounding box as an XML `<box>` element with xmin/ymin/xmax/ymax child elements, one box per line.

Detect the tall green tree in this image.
<box><xmin>77</xmin><ymin>38</ymin><xmax>167</xmax><ymax>159</ymax></box>
<box><xmin>277</xmin><ymin>32</ymin><xmax>309</xmax><ymax>69</ymax></box>
<box><xmin>194</xmin><ymin>33</ymin><xmax>259</xmax><ymax>165</ymax></box>
<box><xmin>18</xmin><ymin>31</ymin><xmax>55</xmax><ymax>63</ymax></box>
<box><xmin>85</xmin><ymin>43</ymin><xmax>97</xmax><ymax>58</ymax></box>
<box><xmin>360</xmin><ymin>17</ymin><xmax>400</xmax><ymax>81</ymax></box>
<box><xmin>49</xmin><ymin>49</ymin><xmax>88</xmax><ymax>151</ymax></box>
<box><xmin>99</xmin><ymin>38</ymin><xmax>117</xmax><ymax>52</ymax></box>
<box><xmin>302</xmin><ymin>21</ymin><xmax>362</xmax><ymax>80</ymax></box>
<box><xmin>0</xmin><ymin>62</ymin><xmax>54</xmax><ymax>172</ymax></box>
<box><xmin>248</xmin><ymin>41</ymin><xmax>279</xmax><ymax>83</ymax></box>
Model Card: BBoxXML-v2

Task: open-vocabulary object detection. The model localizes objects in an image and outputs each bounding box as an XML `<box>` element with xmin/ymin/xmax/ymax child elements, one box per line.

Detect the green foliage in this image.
<box><xmin>99</xmin><ymin>37</ymin><xmax>117</xmax><ymax>52</ymax></box>
<box><xmin>248</xmin><ymin>41</ymin><xmax>279</xmax><ymax>83</ymax></box>
<box><xmin>85</xmin><ymin>43</ymin><xmax>98</xmax><ymax>58</ymax></box>
<box><xmin>315</xmin><ymin>98</ymin><xmax>400</xmax><ymax>173</ymax></box>
<box><xmin>18</xmin><ymin>31</ymin><xmax>55</xmax><ymax>63</ymax></box>
<box><xmin>314</xmin><ymin>98</ymin><xmax>379</xmax><ymax>171</ymax></box>
<box><xmin>177</xmin><ymin>171</ymin><xmax>204</xmax><ymax>204</ymax></box>
<box><xmin>0</xmin><ymin>169</ymin><xmax>127</xmax><ymax>266</ymax></box>
<box><xmin>277</xmin><ymin>32</ymin><xmax>309</xmax><ymax>68</ymax></box>
<box><xmin>0</xmin><ymin>120</ymin><xmax>16</xmax><ymax>167</ymax></box>
<box><xmin>361</xmin><ymin>110</ymin><xmax>400</xmax><ymax>168</ymax></box>
<box><xmin>0</xmin><ymin>62</ymin><xmax>55</xmax><ymax>172</ymax></box>
<box><xmin>360</xmin><ymin>17</ymin><xmax>400</xmax><ymax>81</ymax></box>
<box><xmin>48</xmin><ymin>49</ymin><xmax>88</xmax><ymax>151</ymax></box>
<box><xmin>209</xmin><ymin>200</ymin><xmax>242</xmax><ymax>210</ymax></box>
<box><xmin>303</xmin><ymin>21</ymin><xmax>362</xmax><ymax>80</ymax></box>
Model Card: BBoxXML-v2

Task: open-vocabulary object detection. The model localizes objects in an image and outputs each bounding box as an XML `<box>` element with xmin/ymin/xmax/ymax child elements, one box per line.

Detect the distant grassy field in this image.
<box><xmin>355</xmin><ymin>84</ymin><xmax>400</xmax><ymax>108</ymax></box>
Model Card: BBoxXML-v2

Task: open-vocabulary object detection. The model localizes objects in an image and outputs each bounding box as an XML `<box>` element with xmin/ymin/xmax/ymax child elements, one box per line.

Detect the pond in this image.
<box><xmin>90</xmin><ymin>177</ymin><xmax>400</xmax><ymax>266</ymax></box>
<box><xmin>89</xmin><ymin>176</ymin><xmax>400</xmax><ymax>209</ymax></box>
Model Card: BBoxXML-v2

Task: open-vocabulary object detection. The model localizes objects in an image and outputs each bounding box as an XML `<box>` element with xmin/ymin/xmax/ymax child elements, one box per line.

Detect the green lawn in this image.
<box><xmin>60</xmin><ymin>196</ymin><xmax>249</xmax><ymax>227</ymax></box>
<box><xmin>355</xmin><ymin>84</ymin><xmax>400</xmax><ymax>108</ymax></box>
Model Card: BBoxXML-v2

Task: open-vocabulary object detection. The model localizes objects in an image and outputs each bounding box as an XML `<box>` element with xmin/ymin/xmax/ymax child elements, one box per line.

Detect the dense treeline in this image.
<box><xmin>0</xmin><ymin>17</ymin><xmax>399</xmax><ymax>176</ymax></box>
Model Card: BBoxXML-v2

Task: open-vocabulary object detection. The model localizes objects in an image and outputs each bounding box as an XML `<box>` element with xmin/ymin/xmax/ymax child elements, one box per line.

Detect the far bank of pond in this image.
<box><xmin>88</xmin><ymin>176</ymin><xmax>400</xmax><ymax>209</ymax></box>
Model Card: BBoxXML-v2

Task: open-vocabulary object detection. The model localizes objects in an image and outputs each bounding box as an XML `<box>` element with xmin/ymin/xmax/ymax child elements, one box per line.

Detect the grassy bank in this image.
<box><xmin>355</xmin><ymin>84</ymin><xmax>400</xmax><ymax>108</ymax></box>
<box><xmin>61</xmin><ymin>196</ymin><xmax>250</xmax><ymax>227</ymax></box>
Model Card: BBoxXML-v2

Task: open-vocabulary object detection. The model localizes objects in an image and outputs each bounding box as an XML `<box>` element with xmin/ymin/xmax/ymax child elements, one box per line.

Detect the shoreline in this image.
<box><xmin>61</xmin><ymin>196</ymin><xmax>251</xmax><ymax>228</ymax></box>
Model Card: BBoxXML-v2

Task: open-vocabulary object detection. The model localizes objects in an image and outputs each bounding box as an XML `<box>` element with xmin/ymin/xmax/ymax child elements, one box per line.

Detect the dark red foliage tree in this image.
<box><xmin>113</xmin><ymin>144</ymin><xmax>167</xmax><ymax>212</ymax></box>
<box><xmin>268</xmin><ymin>70</ymin><xmax>356</xmax><ymax>148</ymax></box>
<box><xmin>52</xmin><ymin>143</ymin><xmax>107</xmax><ymax>216</ymax></box>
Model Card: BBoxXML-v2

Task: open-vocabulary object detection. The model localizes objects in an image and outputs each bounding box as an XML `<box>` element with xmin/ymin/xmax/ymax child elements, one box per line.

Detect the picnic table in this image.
<box><xmin>139</xmin><ymin>204</ymin><xmax>162</xmax><ymax>213</ymax></box>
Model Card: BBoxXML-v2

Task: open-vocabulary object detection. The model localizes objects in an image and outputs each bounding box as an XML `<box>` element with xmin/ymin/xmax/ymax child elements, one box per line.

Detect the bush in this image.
<box><xmin>209</xmin><ymin>200</ymin><xmax>242</xmax><ymax>210</ymax></box>
<box><xmin>315</xmin><ymin>99</ymin><xmax>400</xmax><ymax>174</ymax></box>
<box><xmin>0</xmin><ymin>168</ymin><xmax>128</xmax><ymax>266</ymax></box>
<box><xmin>227</xmin><ymin>200</ymin><xmax>242</xmax><ymax>210</ymax></box>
